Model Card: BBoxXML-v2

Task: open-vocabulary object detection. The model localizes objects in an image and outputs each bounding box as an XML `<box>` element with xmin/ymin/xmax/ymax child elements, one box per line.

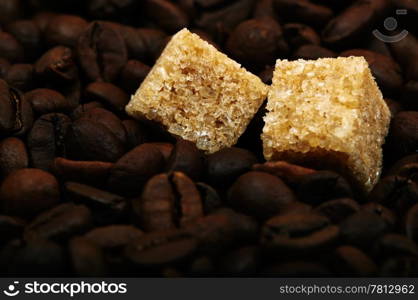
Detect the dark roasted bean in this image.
<box><xmin>4</xmin><ymin>20</ymin><xmax>42</xmax><ymax>61</ymax></box>
<box><xmin>119</xmin><ymin>60</ymin><xmax>151</xmax><ymax>94</ymax></box>
<box><xmin>374</xmin><ymin>234</ymin><xmax>418</xmax><ymax>259</ymax></box>
<box><xmin>387</xmin><ymin>111</ymin><xmax>418</xmax><ymax>160</ymax></box>
<box><xmin>84</xmin><ymin>82</ymin><xmax>129</xmax><ymax>113</ymax></box>
<box><xmin>401</xmin><ymin>80</ymin><xmax>418</xmax><ymax>111</ymax></box>
<box><xmin>87</xmin><ymin>0</ymin><xmax>139</xmax><ymax>20</ymax></box>
<box><xmin>217</xmin><ymin>246</ymin><xmax>260</xmax><ymax>276</ymax></box>
<box><xmin>0</xmin><ymin>0</ymin><xmax>22</xmax><ymax>25</ymax></box>
<box><xmin>45</xmin><ymin>14</ymin><xmax>88</xmax><ymax>47</ymax></box>
<box><xmin>0</xmin><ymin>32</ymin><xmax>24</xmax><ymax>63</ymax></box>
<box><xmin>228</xmin><ymin>171</ymin><xmax>296</xmax><ymax>220</ymax></box>
<box><xmin>315</xmin><ymin>198</ymin><xmax>360</xmax><ymax>224</ymax></box>
<box><xmin>0</xmin><ymin>168</ymin><xmax>60</xmax><ymax>218</ymax></box>
<box><xmin>77</xmin><ymin>21</ymin><xmax>127</xmax><ymax>82</ymax></box>
<box><xmin>69</xmin><ymin>237</ymin><xmax>108</xmax><ymax>276</ymax></box>
<box><xmin>196</xmin><ymin>182</ymin><xmax>222</xmax><ymax>214</ymax></box>
<box><xmin>388</xmin><ymin>33</ymin><xmax>418</xmax><ymax>81</ymax></box>
<box><xmin>122</xmin><ymin>120</ymin><xmax>147</xmax><ymax>150</ymax></box>
<box><xmin>24</xmin><ymin>203</ymin><xmax>92</xmax><ymax>241</ymax></box>
<box><xmin>283</xmin><ymin>23</ymin><xmax>320</xmax><ymax>50</ymax></box>
<box><xmin>84</xmin><ymin>225</ymin><xmax>143</xmax><ymax>249</ymax></box>
<box><xmin>27</xmin><ymin>113</ymin><xmax>71</xmax><ymax>171</ymax></box>
<box><xmin>0</xmin><ymin>137</ymin><xmax>28</xmax><ymax>178</ymax></box>
<box><xmin>332</xmin><ymin>245</ymin><xmax>377</xmax><ymax>277</ymax></box>
<box><xmin>293</xmin><ymin>44</ymin><xmax>337</xmax><ymax>60</ymax></box>
<box><xmin>252</xmin><ymin>161</ymin><xmax>316</xmax><ymax>186</ymax></box>
<box><xmin>362</xmin><ymin>203</ymin><xmax>397</xmax><ymax>229</ymax></box>
<box><xmin>25</xmin><ymin>88</ymin><xmax>74</xmax><ymax>115</ymax></box>
<box><xmin>146</xmin><ymin>0</ymin><xmax>189</xmax><ymax>34</ymax></box>
<box><xmin>4</xmin><ymin>64</ymin><xmax>34</xmax><ymax>92</ymax></box>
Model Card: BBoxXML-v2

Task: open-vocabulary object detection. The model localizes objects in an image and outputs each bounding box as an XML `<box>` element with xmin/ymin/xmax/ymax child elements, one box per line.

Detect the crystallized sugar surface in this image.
<box><xmin>126</xmin><ymin>28</ymin><xmax>268</xmax><ymax>153</ymax></box>
<box><xmin>262</xmin><ymin>57</ymin><xmax>391</xmax><ymax>192</ymax></box>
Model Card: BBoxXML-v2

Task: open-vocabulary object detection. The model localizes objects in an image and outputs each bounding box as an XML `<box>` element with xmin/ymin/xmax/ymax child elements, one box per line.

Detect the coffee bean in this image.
<box><xmin>0</xmin><ymin>137</ymin><xmax>28</xmax><ymax>178</ymax></box>
<box><xmin>4</xmin><ymin>63</ymin><xmax>34</xmax><ymax>92</ymax></box>
<box><xmin>0</xmin><ymin>58</ymin><xmax>11</xmax><ymax>79</ymax></box>
<box><xmin>84</xmin><ymin>225</ymin><xmax>143</xmax><ymax>249</ymax></box>
<box><xmin>135</xmin><ymin>172</ymin><xmax>203</xmax><ymax>231</ymax></box>
<box><xmin>65</xmin><ymin>117</ymin><xmax>125</xmax><ymax>162</ymax></box>
<box><xmin>69</xmin><ymin>237</ymin><xmax>108</xmax><ymax>276</ymax></box>
<box><xmin>362</xmin><ymin>203</ymin><xmax>397</xmax><ymax>229</ymax></box>
<box><xmin>340</xmin><ymin>211</ymin><xmax>389</xmax><ymax>248</ymax></box>
<box><xmin>0</xmin><ymin>0</ymin><xmax>21</xmax><ymax>25</ymax></box>
<box><xmin>136</xmin><ymin>28</ymin><xmax>168</xmax><ymax>62</ymax></box>
<box><xmin>374</xmin><ymin>234</ymin><xmax>418</xmax><ymax>259</ymax></box>
<box><xmin>293</xmin><ymin>44</ymin><xmax>337</xmax><ymax>60</ymax></box>
<box><xmin>108</xmin><ymin>143</ymin><xmax>165</xmax><ymax>194</ymax></box>
<box><xmin>118</xmin><ymin>60</ymin><xmax>151</xmax><ymax>94</ymax></box>
<box><xmin>406</xmin><ymin>204</ymin><xmax>418</xmax><ymax>243</ymax></box>
<box><xmin>252</xmin><ymin>161</ymin><xmax>316</xmax><ymax>186</ymax></box>
<box><xmin>166</xmin><ymin>138</ymin><xmax>204</xmax><ymax>181</ymax></box>
<box><xmin>0</xmin><ymin>31</ymin><xmax>24</xmax><ymax>63</ymax></box>
<box><xmin>261</xmin><ymin>213</ymin><xmax>339</xmax><ymax>255</ymax></box>
<box><xmin>228</xmin><ymin>171</ymin><xmax>296</xmax><ymax>220</ymax></box>
<box><xmin>279</xmin><ymin>201</ymin><xmax>313</xmax><ymax>216</ymax></box>
<box><xmin>35</xmin><ymin>46</ymin><xmax>78</xmax><ymax>84</ymax></box>
<box><xmin>195</xmin><ymin>182</ymin><xmax>223</xmax><ymax>215</ymax></box>
<box><xmin>283</xmin><ymin>23</ymin><xmax>320</xmax><ymax>50</ymax></box>
<box><xmin>0</xmin><ymin>168</ymin><xmax>60</xmax><ymax>218</ymax></box>
<box><xmin>71</xmin><ymin>101</ymin><xmax>104</xmax><ymax>120</ymax></box>
<box><xmin>125</xmin><ymin>229</ymin><xmax>197</xmax><ymax>268</ymax></box>
<box><xmin>122</xmin><ymin>120</ymin><xmax>147</xmax><ymax>150</ymax></box>
<box><xmin>87</xmin><ymin>0</ymin><xmax>139</xmax><ymax>20</ymax></box>
<box><xmin>388</xmin><ymin>33</ymin><xmax>418</xmax><ymax>81</ymax></box>
<box><xmin>315</xmin><ymin>198</ymin><xmax>360</xmax><ymax>224</ymax></box>
<box><xmin>4</xmin><ymin>20</ymin><xmax>42</xmax><ymax>61</ymax></box>
<box><xmin>25</xmin><ymin>88</ymin><xmax>74</xmax><ymax>115</ymax></box>
<box><xmin>45</xmin><ymin>14</ymin><xmax>88</xmax><ymax>47</ymax></box>
<box><xmin>217</xmin><ymin>246</ymin><xmax>260</xmax><ymax>276</ymax></box>
<box><xmin>84</xmin><ymin>82</ymin><xmax>129</xmax><ymax>113</ymax></box>
<box><xmin>27</xmin><ymin>113</ymin><xmax>71</xmax><ymax>171</ymax></box>
<box><xmin>322</xmin><ymin>0</ymin><xmax>390</xmax><ymax>46</ymax></box>
<box><xmin>387</xmin><ymin>111</ymin><xmax>418</xmax><ymax>160</ymax></box>
<box><xmin>254</xmin><ymin>0</ymin><xmax>276</xmax><ymax>19</ymax></box>
<box><xmin>206</xmin><ymin>147</ymin><xmax>257</xmax><ymax>188</ymax></box>
<box><xmin>401</xmin><ymin>80</ymin><xmax>418</xmax><ymax>111</ymax></box>
<box><xmin>24</xmin><ymin>203</ymin><xmax>92</xmax><ymax>241</ymax></box>
<box><xmin>258</xmin><ymin>66</ymin><xmax>274</xmax><ymax>85</ymax></box>
<box><xmin>333</xmin><ymin>245</ymin><xmax>377</xmax><ymax>277</ymax></box>
<box><xmin>77</xmin><ymin>21</ymin><xmax>127</xmax><ymax>82</ymax></box>
<box><xmin>0</xmin><ymin>215</ymin><xmax>25</xmax><ymax>243</ymax></box>
<box><xmin>385</xmin><ymin>98</ymin><xmax>404</xmax><ymax>117</ymax></box>
<box><xmin>32</xmin><ymin>11</ymin><xmax>57</xmax><ymax>32</ymax></box>
<box><xmin>146</xmin><ymin>0</ymin><xmax>189</xmax><ymax>33</ymax></box>
<box><xmin>340</xmin><ymin>49</ymin><xmax>403</xmax><ymax>94</ymax></box>
<box><xmin>226</xmin><ymin>18</ymin><xmax>288</xmax><ymax>67</ymax></box>
<box><xmin>297</xmin><ymin>170</ymin><xmax>353</xmax><ymax>205</ymax></box>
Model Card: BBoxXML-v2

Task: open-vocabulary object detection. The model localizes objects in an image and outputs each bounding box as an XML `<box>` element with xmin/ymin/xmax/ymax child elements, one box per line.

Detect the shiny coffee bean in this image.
<box><xmin>315</xmin><ymin>198</ymin><xmax>360</xmax><ymax>224</ymax></box>
<box><xmin>84</xmin><ymin>82</ymin><xmax>129</xmax><ymax>113</ymax></box>
<box><xmin>261</xmin><ymin>213</ymin><xmax>339</xmax><ymax>255</ymax></box>
<box><xmin>45</xmin><ymin>14</ymin><xmax>88</xmax><ymax>47</ymax></box>
<box><xmin>228</xmin><ymin>171</ymin><xmax>296</xmax><ymax>220</ymax></box>
<box><xmin>252</xmin><ymin>161</ymin><xmax>316</xmax><ymax>186</ymax></box>
<box><xmin>122</xmin><ymin>120</ymin><xmax>147</xmax><ymax>150</ymax></box>
<box><xmin>27</xmin><ymin>113</ymin><xmax>71</xmax><ymax>171</ymax></box>
<box><xmin>119</xmin><ymin>60</ymin><xmax>151</xmax><ymax>94</ymax></box>
<box><xmin>0</xmin><ymin>137</ymin><xmax>28</xmax><ymax>178</ymax></box>
<box><xmin>84</xmin><ymin>225</ymin><xmax>143</xmax><ymax>249</ymax></box>
<box><xmin>24</xmin><ymin>203</ymin><xmax>92</xmax><ymax>241</ymax></box>
<box><xmin>206</xmin><ymin>147</ymin><xmax>257</xmax><ymax>188</ymax></box>
<box><xmin>0</xmin><ymin>168</ymin><xmax>60</xmax><ymax>218</ymax></box>
<box><xmin>387</xmin><ymin>111</ymin><xmax>418</xmax><ymax>160</ymax></box>
<box><xmin>145</xmin><ymin>0</ymin><xmax>189</xmax><ymax>33</ymax></box>
<box><xmin>4</xmin><ymin>63</ymin><xmax>34</xmax><ymax>92</ymax></box>
<box><xmin>25</xmin><ymin>88</ymin><xmax>74</xmax><ymax>115</ymax></box>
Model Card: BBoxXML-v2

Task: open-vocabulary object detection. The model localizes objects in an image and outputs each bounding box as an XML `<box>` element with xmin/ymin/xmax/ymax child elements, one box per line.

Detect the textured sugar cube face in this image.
<box><xmin>262</xmin><ymin>57</ymin><xmax>391</xmax><ymax>192</ymax></box>
<box><xmin>126</xmin><ymin>28</ymin><xmax>268</xmax><ymax>153</ymax></box>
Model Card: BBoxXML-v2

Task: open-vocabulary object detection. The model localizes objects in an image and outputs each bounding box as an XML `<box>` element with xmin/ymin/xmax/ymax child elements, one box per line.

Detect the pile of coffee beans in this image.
<box><xmin>1</xmin><ymin>0</ymin><xmax>418</xmax><ymax>277</ymax></box>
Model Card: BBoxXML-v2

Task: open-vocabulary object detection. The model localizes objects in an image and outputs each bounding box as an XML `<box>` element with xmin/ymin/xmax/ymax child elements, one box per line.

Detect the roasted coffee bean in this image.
<box><xmin>125</xmin><ymin>229</ymin><xmax>197</xmax><ymax>268</ymax></box>
<box><xmin>32</xmin><ymin>11</ymin><xmax>57</xmax><ymax>32</ymax></box>
<box><xmin>283</xmin><ymin>23</ymin><xmax>320</xmax><ymax>50</ymax></box>
<box><xmin>65</xmin><ymin>117</ymin><xmax>125</xmax><ymax>162</ymax></box>
<box><xmin>0</xmin><ymin>31</ymin><xmax>24</xmax><ymax>63</ymax></box>
<box><xmin>206</xmin><ymin>147</ymin><xmax>257</xmax><ymax>188</ymax></box>
<box><xmin>315</xmin><ymin>198</ymin><xmax>360</xmax><ymax>224</ymax></box>
<box><xmin>369</xmin><ymin>176</ymin><xmax>418</xmax><ymax>213</ymax></box>
<box><xmin>274</xmin><ymin>0</ymin><xmax>334</xmax><ymax>28</ymax></box>
<box><xmin>84</xmin><ymin>225</ymin><xmax>143</xmax><ymax>249</ymax></box>
<box><xmin>362</xmin><ymin>203</ymin><xmax>397</xmax><ymax>229</ymax></box>
<box><xmin>136</xmin><ymin>28</ymin><xmax>168</xmax><ymax>62</ymax></box>
<box><xmin>387</xmin><ymin>111</ymin><xmax>418</xmax><ymax>159</ymax></box>
<box><xmin>279</xmin><ymin>201</ymin><xmax>312</xmax><ymax>216</ymax></box>
<box><xmin>261</xmin><ymin>261</ymin><xmax>332</xmax><ymax>277</ymax></box>
<box><xmin>7</xmin><ymin>239</ymin><xmax>66</xmax><ymax>276</ymax></box>
<box><xmin>322</xmin><ymin>0</ymin><xmax>390</xmax><ymax>46</ymax></box>
<box><xmin>296</xmin><ymin>171</ymin><xmax>353</xmax><ymax>205</ymax></box>
<box><xmin>374</xmin><ymin>234</ymin><xmax>418</xmax><ymax>259</ymax></box>
<box><xmin>77</xmin><ymin>21</ymin><xmax>127</xmax><ymax>82</ymax></box>
<box><xmin>45</xmin><ymin>14</ymin><xmax>88</xmax><ymax>47</ymax></box>
<box><xmin>35</xmin><ymin>46</ymin><xmax>78</xmax><ymax>84</ymax></box>
<box><xmin>388</xmin><ymin>154</ymin><xmax>418</xmax><ymax>178</ymax></box>
<box><xmin>379</xmin><ymin>257</ymin><xmax>418</xmax><ymax>277</ymax></box>
<box><xmin>196</xmin><ymin>182</ymin><xmax>223</xmax><ymax>214</ymax></box>
<box><xmin>388</xmin><ymin>33</ymin><xmax>418</xmax><ymax>81</ymax></box>
<box><xmin>71</xmin><ymin>101</ymin><xmax>104</xmax><ymax>120</ymax></box>
<box><xmin>184</xmin><ymin>208</ymin><xmax>258</xmax><ymax>255</ymax></box>
<box><xmin>261</xmin><ymin>213</ymin><xmax>339</xmax><ymax>255</ymax></box>
<box><xmin>217</xmin><ymin>246</ymin><xmax>260</xmax><ymax>276</ymax></box>
<box><xmin>27</xmin><ymin>113</ymin><xmax>71</xmax><ymax>170</ymax></box>
<box><xmin>340</xmin><ymin>211</ymin><xmax>389</xmax><ymax>248</ymax></box>
<box><xmin>135</xmin><ymin>172</ymin><xmax>203</xmax><ymax>231</ymax></box>
<box><xmin>228</xmin><ymin>171</ymin><xmax>296</xmax><ymax>220</ymax></box>
<box><xmin>25</xmin><ymin>88</ymin><xmax>74</xmax><ymax>115</ymax></box>
<box><xmin>226</xmin><ymin>18</ymin><xmax>288</xmax><ymax>67</ymax></box>
<box><xmin>0</xmin><ymin>168</ymin><xmax>60</xmax><ymax>218</ymax></box>
<box><xmin>0</xmin><ymin>58</ymin><xmax>11</xmax><ymax>79</ymax></box>
<box><xmin>146</xmin><ymin>0</ymin><xmax>189</xmax><ymax>33</ymax></box>
<box><xmin>122</xmin><ymin>120</ymin><xmax>147</xmax><ymax>150</ymax></box>
<box><xmin>87</xmin><ymin>0</ymin><xmax>139</xmax><ymax>20</ymax></box>
<box><xmin>0</xmin><ymin>0</ymin><xmax>21</xmax><ymax>25</ymax></box>
<box><xmin>69</xmin><ymin>237</ymin><xmax>108</xmax><ymax>276</ymax></box>
<box><xmin>166</xmin><ymin>138</ymin><xmax>204</xmax><ymax>181</ymax></box>
<box><xmin>333</xmin><ymin>245</ymin><xmax>377</xmax><ymax>277</ymax></box>
<box><xmin>293</xmin><ymin>44</ymin><xmax>337</xmax><ymax>59</ymax></box>
<box><xmin>406</xmin><ymin>204</ymin><xmax>418</xmax><ymax>243</ymax></box>
<box><xmin>108</xmin><ymin>143</ymin><xmax>165</xmax><ymax>194</ymax></box>
<box><xmin>84</xmin><ymin>82</ymin><xmax>129</xmax><ymax>113</ymax></box>
<box><xmin>340</xmin><ymin>49</ymin><xmax>403</xmax><ymax>94</ymax></box>
<box><xmin>24</xmin><ymin>203</ymin><xmax>92</xmax><ymax>241</ymax></box>
<box><xmin>4</xmin><ymin>20</ymin><xmax>42</xmax><ymax>61</ymax></box>
<box><xmin>119</xmin><ymin>60</ymin><xmax>151</xmax><ymax>94</ymax></box>
<box><xmin>0</xmin><ymin>215</ymin><xmax>25</xmax><ymax>243</ymax></box>
<box><xmin>4</xmin><ymin>64</ymin><xmax>34</xmax><ymax>92</ymax></box>
<box><xmin>254</xmin><ymin>0</ymin><xmax>276</xmax><ymax>19</ymax></box>
<box><xmin>252</xmin><ymin>161</ymin><xmax>316</xmax><ymax>186</ymax></box>
<box><xmin>65</xmin><ymin>182</ymin><xmax>127</xmax><ymax>224</ymax></box>
<box><xmin>401</xmin><ymin>80</ymin><xmax>418</xmax><ymax>111</ymax></box>
<box><xmin>53</xmin><ymin>157</ymin><xmax>113</xmax><ymax>186</ymax></box>
<box><xmin>385</xmin><ymin>98</ymin><xmax>404</xmax><ymax>117</ymax></box>
<box><xmin>0</xmin><ymin>137</ymin><xmax>28</xmax><ymax>178</ymax></box>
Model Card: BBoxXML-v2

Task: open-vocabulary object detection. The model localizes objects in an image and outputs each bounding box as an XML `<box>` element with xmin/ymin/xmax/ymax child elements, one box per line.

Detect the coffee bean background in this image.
<box><xmin>0</xmin><ymin>0</ymin><xmax>418</xmax><ymax>277</ymax></box>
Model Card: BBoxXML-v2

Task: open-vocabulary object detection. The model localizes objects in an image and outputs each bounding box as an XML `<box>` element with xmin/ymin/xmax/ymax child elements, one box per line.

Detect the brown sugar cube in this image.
<box><xmin>126</xmin><ymin>28</ymin><xmax>268</xmax><ymax>153</ymax></box>
<box><xmin>262</xmin><ymin>57</ymin><xmax>391</xmax><ymax>192</ymax></box>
